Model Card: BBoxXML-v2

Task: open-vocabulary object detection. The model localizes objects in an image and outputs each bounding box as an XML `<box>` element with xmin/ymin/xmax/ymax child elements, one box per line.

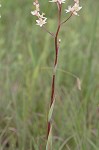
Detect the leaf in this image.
<box><xmin>48</xmin><ymin>98</ymin><xmax>55</xmax><ymax>122</ymax></box>
<box><xmin>46</xmin><ymin>126</ymin><xmax>52</xmax><ymax>150</ymax></box>
<box><xmin>77</xmin><ymin>77</ymin><xmax>81</xmax><ymax>90</ymax></box>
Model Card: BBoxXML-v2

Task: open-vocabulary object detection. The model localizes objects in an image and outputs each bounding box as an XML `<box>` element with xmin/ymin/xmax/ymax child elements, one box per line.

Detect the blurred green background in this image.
<box><xmin>0</xmin><ymin>0</ymin><xmax>99</xmax><ymax>149</ymax></box>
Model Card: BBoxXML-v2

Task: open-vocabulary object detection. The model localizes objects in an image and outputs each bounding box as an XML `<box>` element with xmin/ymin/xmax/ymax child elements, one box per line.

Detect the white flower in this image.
<box><xmin>31</xmin><ymin>10</ymin><xmax>39</xmax><ymax>16</ymax></box>
<box><xmin>65</xmin><ymin>3</ymin><xmax>82</xmax><ymax>16</ymax></box>
<box><xmin>35</xmin><ymin>4</ymin><xmax>40</xmax><ymax>11</ymax></box>
<box><xmin>33</xmin><ymin>1</ymin><xmax>40</xmax><ymax>11</ymax></box>
<box><xmin>49</xmin><ymin>0</ymin><xmax>65</xmax><ymax>4</ymax></box>
<box><xmin>65</xmin><ymin>6</ymin><xmax>73</xmax><ymax>13</ymax></box>
<box><xmin>39</xmin><ymin>13</ymin><xmax>46</xmax><ymax>19</ymax></box>
<box><xmin>73</xmin><ymin>3</ymin><xmax>82</xmax><ymax>11</ymax></box>
<box><xmin>33</xmin><ymin>2</ymin><xmax>38</xmax><ymax>5</ymax></box>
<box><xmin>36</xmin><ymin>17</ymin><xmax>47</xmax><ymax>27</ymax></box>
<box><xmin>31</xmin><ymin>1</ymin><xmax>47</xmax><ymax>27</ymax></box>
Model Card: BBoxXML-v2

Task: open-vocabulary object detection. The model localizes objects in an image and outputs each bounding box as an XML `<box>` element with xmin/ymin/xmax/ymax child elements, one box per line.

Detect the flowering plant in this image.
<box><xmin>31</xmin><ymin>0</ymin><xmax>82</xmax><ymax>149</ymax></box>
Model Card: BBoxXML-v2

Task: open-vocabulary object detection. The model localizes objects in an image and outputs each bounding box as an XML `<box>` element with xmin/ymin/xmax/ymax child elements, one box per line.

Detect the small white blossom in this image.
<box><xmin>65</xmin><ymin>2</ymin><xmax>82</xmax><ymax>16</ymax></box>
<box><xmin>65</xmin><ymin>6</ymin><xmax>73</xmax><ymax>13</ymax></box>
<box><xmin>39</xmin><ymin>13</ymin><xmax>46</xmax><ymax>19</ymax></box>
<box><xmin>31</xmin><ymin>10</ymin><xmax>39</xmax><ymax>16</ymax></box>
<box><xmin>73</xmin><ymin>3</ymin><xmax>82</xmax><ymax>11</ymax></box>
<box><xmin>36</xmin><ymin>17</ymin><xmax>47</xmax><ymax>27</ymax></box>
<box><xmin>35</xmin><ymin>4</ymin><xmax>40</xmax><ymax>11</ymax></box>
<box><xmin>33</xmin><ymin>2</ymin><xmax>38</xmax><ymax>5</ymax></box>
<box><xmin>49</xmin><ymin>0</ymin><xmax>66</xmax><ymax>4</ymax></box>
<box><xmin>31</xmin><ymin>0</ymin><xmax>47</xmax><ymax>27</ymax></box>
<box><xmin>33</xmin><ymin>1</ymin><xmax>40</xmax><ymax>11</ymax></box>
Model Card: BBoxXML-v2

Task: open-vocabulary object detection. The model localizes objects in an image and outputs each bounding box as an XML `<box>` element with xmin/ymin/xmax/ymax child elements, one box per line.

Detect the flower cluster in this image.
<box><xmin>31</xmin><ymin>0</ymin><xmax>47</xmax><ymax>27</ymax></box>
<box><xmin>65</xmin><ymin>0</ymin><xmax>82</xmax><ymax>16</ymax></box>
<box><xmin>49</xmin><ymin>0</ymin><xmax>66</xmax><ymax>4</ymax></box>
<box><xmin>31</xmin><ymin>0</ymin><xmax>82</xmax><ymax>27</ymax></box>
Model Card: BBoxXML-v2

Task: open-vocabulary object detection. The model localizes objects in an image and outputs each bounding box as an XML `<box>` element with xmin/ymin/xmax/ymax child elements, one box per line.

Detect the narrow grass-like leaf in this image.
<box><xmin>46</xmin><ymin>126</ymin><xmax>52</xmax><ymax>150</ymax></box>
<box><xmin>87</xmin><ymin>138</ymin><xmax>98</xmax><ymax>150</ymax></box>
<box><xmin>59</xmin><ymin>135</ymin><xmax>74</xmax><ymax>150</ymax></box>
<box><xmin>77</xmin><ymin>77</ymin><xmax>81</xmax><ymax>91</ymax></box>
<box><xmin>48</xmin><ymin>98</ymin><xmax>55</xmax><ymax>122</ymax></box>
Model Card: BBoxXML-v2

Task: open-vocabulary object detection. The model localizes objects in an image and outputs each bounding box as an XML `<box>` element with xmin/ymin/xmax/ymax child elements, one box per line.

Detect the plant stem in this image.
<box><xmin>46</xmin><ymin>5</ymin><xmax>73</xmax><ymax>150</ymax></box>
<box><xmin>42</xmin><ymin>25</ymin><xmax>55</xmax><ymax>38</ymax></box>
<box><xmin>60</xmin><ymin>13</ymin><xmax>73</xmax><ymax>26</ymax></box>
<box><xmin>47</xmin><ymin>2</ymin><xmax>62</xmax><ymax>141</ymax></box>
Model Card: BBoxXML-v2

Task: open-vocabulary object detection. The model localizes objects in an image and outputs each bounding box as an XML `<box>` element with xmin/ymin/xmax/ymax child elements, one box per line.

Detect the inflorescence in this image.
<box><xmin>31</xmin><ymin>0</ymin><xmax>82</xmax><ymax>27</ymax></box>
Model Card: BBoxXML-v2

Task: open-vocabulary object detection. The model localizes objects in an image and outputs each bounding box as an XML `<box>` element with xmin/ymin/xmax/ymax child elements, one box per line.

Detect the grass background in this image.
<box><xmin>0</xmin><ymin>0</ymin><xmax>99</xmax><ymax>149</ymax></box>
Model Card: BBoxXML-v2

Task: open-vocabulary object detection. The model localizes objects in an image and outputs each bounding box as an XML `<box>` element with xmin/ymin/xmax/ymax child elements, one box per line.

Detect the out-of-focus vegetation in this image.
<box><xmin>0</xmin><ymin>0</ymin><xmax>99</xmax><ymax>149</ymax></box>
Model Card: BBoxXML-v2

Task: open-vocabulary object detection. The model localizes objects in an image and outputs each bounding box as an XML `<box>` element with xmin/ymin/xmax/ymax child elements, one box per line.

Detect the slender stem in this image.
<box><xmin>47</xmin><ymin>3</ymin><xmax>62</xmax><ymax>140</ymax></box>
<box><xmin>42</xmin><ymin>25</ymin><xmax>55</xmax><ymax>38</ymax></box>
<box><xmin>61</xmin><ymin>13</ymin><xmax>73</xmax><ymax>26</ymax></box>
<box><xmin>46</xmin><ymin>5</ymin><xmax>73</xmax><ymax>148</ymax></box>
<box><xmin>54</xmin><ymin>4</ymin><xmax>61</xmax><ymax>66</ymax></box>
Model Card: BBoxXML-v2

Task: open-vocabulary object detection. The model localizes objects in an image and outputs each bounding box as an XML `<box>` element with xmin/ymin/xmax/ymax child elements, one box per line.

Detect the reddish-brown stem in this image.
<box><xmin>47</xmin><ymin>3</ymin><xmax>62</xmax><ymax>140</ymax></box>
<box><xmin>50</xmin><ymin>75</ymin><xmax>55</xmax><ymax>106</ymax></box>
<box><xmin>54</xmin><ymin>24</ymin><xmax>60</xmax><ymax>66</ymax></box>
<box><xmin>42</xmin><ymin>25</ymin><xmax>55</xmax><ymax>38</ymax></box>
<box><xmin>46</xmin><ymin>5</ymin><xmax>73</xmax><ymax>142</ymax></box>
<box><xmin>54</xmin><ymin>4</ymin><xmax>62</xmax><ymax>66</ymax></box>
<box><xmin>47</xmin><ymin>121</ymin><xmax>51</xmax><ymax>139</ymax></box>
<box><xmin>61</xmin><ymin>13</ymin><xmax>73</xmax><ymax>26</ymax></box>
